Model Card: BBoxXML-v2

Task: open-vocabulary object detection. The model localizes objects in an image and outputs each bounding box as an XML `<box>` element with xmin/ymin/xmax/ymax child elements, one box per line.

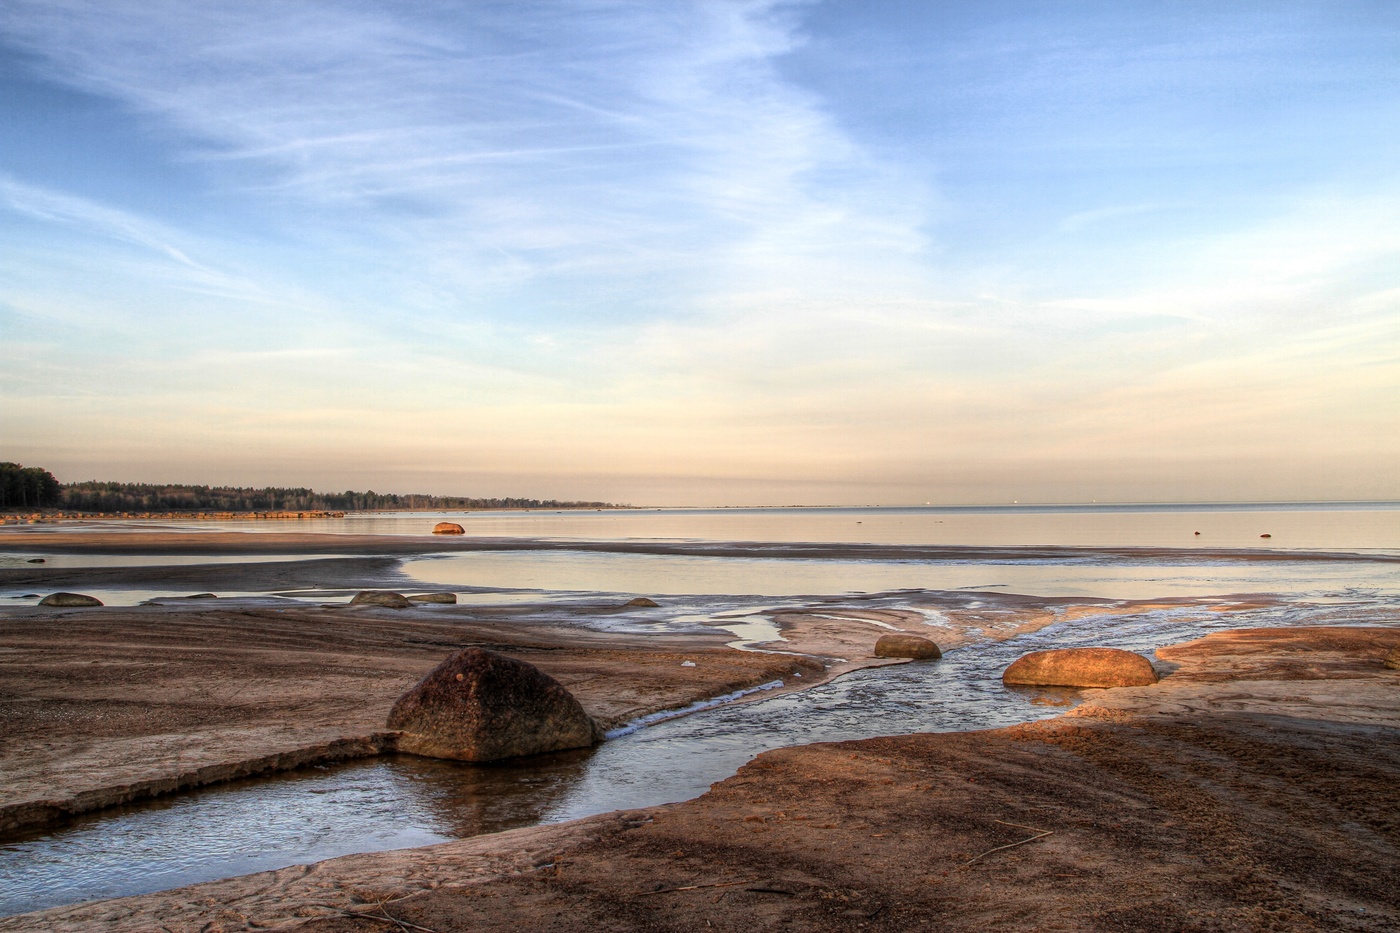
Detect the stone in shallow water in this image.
<box><xmin>432</xmin><ymin>522</ymin><xmax>465</xmax><ymax>535</ymax></box>
<box><xmin>874</xmin><ymin>634</ymin><xmax>942</xmax><ymax>660</ymax></box>
<box><xmin>350</xmin><ymin>591</ymin><xmax>412</xmax><ymax>609</ymax></box>
<box><xmin>408</xmin><ymin>592</ymin><xmax>457</xmax><ymax>604</ymax></box>
<box><xmin>1002</xmin><ymin>647</ymin><xmax>1159</xmax><ymax>688</ymax></box>
<box><xmin>1385</xmin><ymin>645</ymin><xmax>1400</xmax><ymax>670</ymax></box>
<box><xmin>624</xmin><ymin>597</ymin><xmax>660</xmax><ymax>608</ymax></box>
<box><xmin>388</xmin><ymin>647</ymin><xmax>602</xmax><ymax>762</ymax></box>
<box><xmin>38</xmin><ymin>592</ymin><xmax>103</xmax><ymax>607</ymax></box>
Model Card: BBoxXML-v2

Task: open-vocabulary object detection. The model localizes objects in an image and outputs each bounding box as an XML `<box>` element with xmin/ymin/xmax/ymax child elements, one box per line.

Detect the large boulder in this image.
<box><xmin>874</xmin><ymin>634</ymin><xmax>942</xmax><ymax>660</ymax></box>
<box><xmin>1003</xmin><ymin>648</ymin><xmax>1159</xmax><ymax>688</ymax></box>
<box><xmin>388</xmin><ymin>647</ymin><xmax>602</xmax><ymax>762</ymax></box>
<box><xmin>350</xmin><ymin>590</ymin><xmax>412</xmax><ymax>608</ymax></box>
<box><xmin>39</xmin><ymin>592</ymin><xmax>103</xmax><ymax>607</ymax></box>
<box><xmin>432</xmin><ymin>522</ymin><xmax>465</xmax><ymax>535</ymax></box>
<box><xmin>1385</xmin><ymin>645</ymin><xmax>1400</xmax><ymax>670</ymax></box>
<box><xmin>624</xmin><ymin>597</ymin><xmax>660</xmax><ymax>608</ymax></box>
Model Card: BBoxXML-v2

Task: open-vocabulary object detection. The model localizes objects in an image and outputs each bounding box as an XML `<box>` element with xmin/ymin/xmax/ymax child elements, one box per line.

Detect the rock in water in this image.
<box><xmin>624</xmin><ymin>597</ymin><xmax>660</xmax><ymax>608</ymax></box>
<box><xmin>350</xmin><ymin>591</ymin><xmax>412</xmax><ymax>608</ymax></box>
<box><xmin>433</xmin><ymin>522</ymin><xmax>465</xmax><ymax>535</ymax></box>
<box><xmin>408</xmin><ymin>592</ymin><xmax>458</xmax><ymax>604</ymax></box>
<box><xmin>874</xmin><ymin>634</ymin><xmax>942</xmax><ymax>660</ymax></box>
<box><xmin>388</xmin><ymin>648</ymin><xmax>601</xmax><ymax>761</ymax></box>
<box><xmin>1385</xmin><ymin>645</ymin><xmax>1400</xmax><ymax>670</ymax></box>
<box><xmin>1003</xmin><ymin>648</ymin><xmax>1158</xmax><ymax>688</ymax></box>
<box><xmin>38</xmin><ymin>592</ymin><xmax>103</xmax><ymax>607</ymax></box>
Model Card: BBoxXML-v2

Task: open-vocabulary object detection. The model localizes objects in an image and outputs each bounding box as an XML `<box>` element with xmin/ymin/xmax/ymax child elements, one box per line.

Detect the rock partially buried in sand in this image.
<box><xmin>874</xmin><ymin>634</ymin><xmax>942</xmax><ymax>660</ymax></box>
<box><xmin>350</xmin><ymin>591</ymin><xmax>412</xmax><ymax>609</ymax></box>
<box><xmin>388</xmin><ymin>647</ymin><xmax>601</xmax><ymax>762</ymax></box>
<box><xmin>1385</xmin><ymin>645</ymin><xmax>1400</xmax><ymax>670</ymax></box>
<box><xmin>433</xmin><ymin>522</ymin><xmax>465</xmax><ymax>535</ymax></box>
<box><xmin>1003</xmin><ymin>648</ymin><xmax>1158</xmax><ymax>688</ymax></box>
<box><xmin>38</xmin><ymin>592</ymin><xmax>103</xmax><ymax>607</ymax></box>
<box><xmin>408</xmin><ymin>592</ymin><xmax>458</xmax><ymax>604</ymax></box>
<box><xmin>624</xmin><ymin>597</ymin><xmax>660</xmax><ymax>608</ymax></box>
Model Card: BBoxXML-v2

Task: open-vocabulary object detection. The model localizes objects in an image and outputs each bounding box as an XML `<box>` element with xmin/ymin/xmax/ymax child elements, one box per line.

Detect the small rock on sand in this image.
<box><xmin>433</xmin><ymin>522</ymin><xmax>465</xmax><ymax>535</ymax></box>
<box><xmin>38</xmin><ymin>592</ymin><xmax>103</xmax><ymax>607</ymax></box>
<box><xmin>1385</xmin><ymin>645</ymin><xmax>1400</xmax><ymax>670</ymax></box>
<box><xmin>874</xmin><ymin>634</ymin><xmax>942</xmax><ymax>660</ymax></box>
<box><xmin>350</xmin><ymin>591</ymin><xmax>412</xmax><ymax>609</ymax></box>
<box><xmin>1003</xmin><ymin>647</ymin><xmax>1158</xmax><ymax>688</ymax></box>
<box><xmin>388</xmin><ymin>647</ymin><xmax>601</xmax><ymax>762</ymax></box>
<box><xmin>624</xmin><ymin>597</ymin><xmax>661</xmax><ymax>608</ymax></box>
<box><xmin>409</xmin><ymin>593</ymin><xmax>458</xmax><ymax>604</ymax></box>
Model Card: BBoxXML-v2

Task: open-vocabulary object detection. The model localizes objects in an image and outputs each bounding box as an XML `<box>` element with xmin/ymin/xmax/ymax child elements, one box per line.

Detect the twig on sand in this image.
<box><xmin>309</xmin><ymin>902</ymin><xmax>440</xmax><ymax>933</ymax></box>
<box><xmin>637</xmin><ymin>878</ymin><xmax>757</xmax><ymax>897</ymax></box>
<box><xmin>958</xmin><ymin>820</ymin><xmax>1055</xmax><ymax>868</ymax></box>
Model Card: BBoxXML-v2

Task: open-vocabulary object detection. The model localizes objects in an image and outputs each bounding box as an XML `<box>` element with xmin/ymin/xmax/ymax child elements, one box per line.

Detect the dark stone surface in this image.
<box><xmin>388</xmin><ymin>647</ymin><xmax>602</xmax><ymax>762</ymax></box>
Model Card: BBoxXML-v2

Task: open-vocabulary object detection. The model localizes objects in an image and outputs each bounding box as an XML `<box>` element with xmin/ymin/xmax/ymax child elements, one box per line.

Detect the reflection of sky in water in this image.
<box><xmin>4</xmin><ymin>594</ymin><xmax>1397</xmax><ymax>919</ymax></box>
<box><xmin>404</xmin><ymin>549</ymin><xmax>1400</xmax><ymax>602</ymax></box>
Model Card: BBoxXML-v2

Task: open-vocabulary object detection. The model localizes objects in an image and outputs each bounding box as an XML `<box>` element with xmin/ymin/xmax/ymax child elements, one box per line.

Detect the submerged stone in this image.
<box><xmin>350</xmin><ymin>591</ymin><xmax>412</xmax><ymax>609</ymax></box>
<box><xmin>38</xmin><ymin>592</ymin><xmax>103</xmax><ymax>607</ymax></box>
<box><xmin>874</xmin><ymin>634</ymin><xmax>942</xmax><ymax>660</ymax></box>
<box><xmin>624</xmin><ymin>597</ymin><xmax>660</xmax><ymax>608</ymax></box>
<box><xmin>408</xmin><ymin>592</ymin><xmax>458</xmax><ymax>604</ymax></box>
<box><xmin>388</xmin><ymin>647</ymin><xmax>601</xmax><ymax>762</ymax></box>
<box><xmin>1385</xmin><ymin>645</ymin><xmax>1400</xmax><ymax>670</ymax></box>
<box><xmin>1003</xmin><ymin>647</ymin><xmax>1159</xmax><ymax>688</ymax></box>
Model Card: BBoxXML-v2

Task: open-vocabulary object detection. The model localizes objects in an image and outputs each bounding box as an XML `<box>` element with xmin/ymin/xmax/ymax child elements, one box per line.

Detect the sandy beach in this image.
<box><xmin>1</xmin><ymin>525</ymin><xmax>1398</xmax><ymax>931</ymax></box>
<box><xmin>4</xmin><ymin>623</ymin><xmax>1395</xmax><ymax>932</ymax></box>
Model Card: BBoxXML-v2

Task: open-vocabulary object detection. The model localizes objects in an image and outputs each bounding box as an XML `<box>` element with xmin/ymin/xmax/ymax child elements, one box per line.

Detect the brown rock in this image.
<box><xmin>874</xmin><ymin>634</ymin><xmax>942</xmax><ymax>660</ymax></box>
<box><xmin>433</xmin><ymin>522</ymin><xmax>465</xmax><ymax>535</ymax></box>
<box><xmin>1003</xmin><ymin>647</ymin><xmax>1158</xmax><ymax>688</ymax></box>
<box><xmin>38</xmin><ymin>592</ymin><xmax>103</xmax><ymax>607</ymax></box>
<box><xmin>350</xmin><ymin>591</ymin><xmax>412</xmax><ymax>609</ymax></box>
<box><xmin>388</xmin><ymin>648</ymin><xmax>601</xmax><ymax>761</ymax></box>
<box><xmin>408</xmin><ymin>593</ymin><xmax>458</xmax><ymax>604</ymax></box>
<box><xmin>624</xmin><ymin>597</ymin><xmax>660</xmax><ymax>608</ymax></box>
<box><xmin>1385</xmin><ymin>645</ymin><xmax>1400</xmax><ymax>670</ymax></box>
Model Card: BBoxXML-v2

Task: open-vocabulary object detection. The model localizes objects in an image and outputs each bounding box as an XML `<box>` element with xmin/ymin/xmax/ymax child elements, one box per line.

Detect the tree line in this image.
<box><xmin>1</xmin><ymin>464</ymin><xmax>617</xmax><ymax>513</ymax></box>
<box><xmin>0</xmin><ymin>463</ymin><xmax>62</xmax><ymax>509</ymax></box>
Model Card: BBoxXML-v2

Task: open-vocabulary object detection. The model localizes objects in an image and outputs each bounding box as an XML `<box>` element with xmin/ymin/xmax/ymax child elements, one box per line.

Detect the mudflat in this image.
<box><xmin>0</xmin><ymin>603</ymin><xmax>823</xmax><ymax>835</ymax></box>
<box><xmin>8</xmin><ymin>625</ymin><xmax>1397</xmax><ymax>932</ymax></box>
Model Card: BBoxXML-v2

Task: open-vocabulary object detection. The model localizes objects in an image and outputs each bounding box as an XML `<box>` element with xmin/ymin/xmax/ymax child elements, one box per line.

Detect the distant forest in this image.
<box><xmin>1</xmin><ymin>463</ymin><xmax>616</xmax><ymax>513</ymax></box>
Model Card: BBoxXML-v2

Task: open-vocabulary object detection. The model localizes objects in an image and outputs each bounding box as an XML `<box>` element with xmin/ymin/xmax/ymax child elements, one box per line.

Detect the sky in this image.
<box><xmin>1</xmin><ymin>0</ymin><xmax>1397</xmax><ymax>506</ymax></box>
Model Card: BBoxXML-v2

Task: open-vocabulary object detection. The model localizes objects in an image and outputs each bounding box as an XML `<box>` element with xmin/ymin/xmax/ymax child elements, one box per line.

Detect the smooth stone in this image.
<box><xmin>408</xmin><ymin>593</ymin><xmax>458</xmax><ymax>604</ymax></box>
<box><xmin>1003</xmin><ymin>647</ymin><xmax>1159</xmax><ymax>688</ymax></box>
<box><xmin>874</xmin><ymin>634</ymin><xmax>943</xmax><ymax>660</ymax></box>
<box><xmin>388</xmin><ymin>647</ymin><xmax>601</xmax><ymax>762</ymax></box>
<box><xmin>350</xmin><ymin>591</ymin><xmax>412</xmax><ymax>609</ymax></box>
<box><xmin>1385</xmin><ymin>645</ymin><xmax>1400</xmax><ymax>670</ymax></box>
<box><xmin>26</xmin><ymin>558</ymin><xmax>45</xmax><ymax>563</ymax></box>
<box><xmin>432</xmin><ymin>522</ymin><xmax>466</xmax><ymax>535</ymax></box>
<box><xmin>38</xmin><ymin>592</ymin><xmax>103</xmax><ymax>608</ymax></box>
<box><xmin>185</xmin><ymin>593</ymin><xmax>217</xmax><ymax>599</ymax></box>
<box><xmin>624</xmin><ymin>597</ymin><xmax>660</xmax><ymax>608</ymax></box>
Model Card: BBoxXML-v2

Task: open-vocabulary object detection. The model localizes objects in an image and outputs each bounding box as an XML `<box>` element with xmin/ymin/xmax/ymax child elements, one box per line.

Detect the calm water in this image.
<box><xmin>1</xmin><ymin>503</ymin><xmax>1398</xmax><ymax>916</ymax></box>
<box><xmin>11</xmin><ymin>501</ymin><xmax>1400</xmax><ymax>549</ymax></box>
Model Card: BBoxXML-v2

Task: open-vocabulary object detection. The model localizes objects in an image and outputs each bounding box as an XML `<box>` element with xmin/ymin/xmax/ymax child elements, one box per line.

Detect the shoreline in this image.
<box><xmin>6</xmin><ymin>624</ymin><xmax>1396</xmax><ymax>931</ymax></box>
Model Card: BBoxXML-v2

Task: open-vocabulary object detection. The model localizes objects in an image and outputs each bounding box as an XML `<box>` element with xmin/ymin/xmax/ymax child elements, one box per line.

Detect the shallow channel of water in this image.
<box><xmin>2</xmin><ymin>591</ymin><xmax>1392</xmax><ymax>918</ymax></box>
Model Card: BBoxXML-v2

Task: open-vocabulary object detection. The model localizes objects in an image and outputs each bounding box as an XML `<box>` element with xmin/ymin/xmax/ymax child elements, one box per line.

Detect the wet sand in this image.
<box><xmin>7</xmin><ymin>625</ymin><xmax>1396</xmax><ymax>932</ymax></box>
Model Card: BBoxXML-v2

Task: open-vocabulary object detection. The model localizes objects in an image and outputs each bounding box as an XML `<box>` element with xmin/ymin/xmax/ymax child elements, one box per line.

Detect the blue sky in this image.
<box><xmin>1</xmin><ymin>1</ymin><xmax>1396</xmax><ymax>505</ymax></box>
